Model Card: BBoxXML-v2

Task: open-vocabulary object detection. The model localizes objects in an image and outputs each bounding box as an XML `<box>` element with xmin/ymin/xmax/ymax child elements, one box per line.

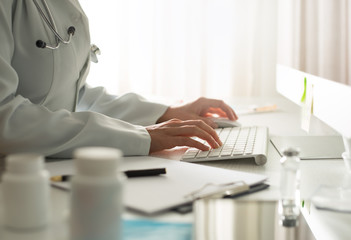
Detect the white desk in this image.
<box><xmin>201</xmin><ymin>96</ymin><xmax>350</xmax><ymax>240</ymax></box>
<box><xmin>0</xmin><ymin>95</ymin><xmax>350</xmax><ymax>240</ymax></box>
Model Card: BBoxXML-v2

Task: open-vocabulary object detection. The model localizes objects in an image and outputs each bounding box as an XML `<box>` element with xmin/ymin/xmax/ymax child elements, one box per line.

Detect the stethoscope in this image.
<box><xmin>33</xmin><ymin>0</ymin><xmax>101</xmax><ymax>62</ymax></box>
<box><xmin>33</xmin><ymin>0</ymin><xmax>75</xmax><ymax>50</ymax></box>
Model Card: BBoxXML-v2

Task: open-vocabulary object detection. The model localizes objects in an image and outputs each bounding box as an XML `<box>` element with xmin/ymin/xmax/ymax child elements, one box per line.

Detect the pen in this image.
<box><xmin>252</xmin><ymin>104</ymin><xmax>277</xmax><ymax>112</ymax></box>
<box><xmin>124</xmin><ymin>168</ymin><xmax>166</xmax><ymax>178</ymax></box>
<box><xmin>237</xmin><ymin>104</ymin><xmax>277</xmax><ymax>115</ymax></box>
<box><xmin>50</xmin><ymin>168</ymin><xmax>167</xmax><ymax>182</ymax></box>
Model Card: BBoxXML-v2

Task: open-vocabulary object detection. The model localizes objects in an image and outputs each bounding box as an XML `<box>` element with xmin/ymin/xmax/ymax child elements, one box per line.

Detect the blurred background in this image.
<box><xmin>80</xmin><ymin>0</ymin><xmax>351</xmax><ymax>101</ymax></box>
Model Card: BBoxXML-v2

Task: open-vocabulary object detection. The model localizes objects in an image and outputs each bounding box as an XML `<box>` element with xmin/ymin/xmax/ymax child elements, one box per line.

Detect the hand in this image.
<box><xmin>157</xmin><ymin>97</ymin><xmax>238</xmax><ymax>128</ymax></box>
<box><xmin>146</xmin><ymin>118</ymin><xmax>222</xmax><ymax>154</ymax></box>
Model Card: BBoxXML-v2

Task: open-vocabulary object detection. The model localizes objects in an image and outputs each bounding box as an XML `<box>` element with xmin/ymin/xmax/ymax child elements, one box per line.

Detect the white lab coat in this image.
<box><xmin>0</xmin><ymin>0</ymin><xmax>168</xmax><ymax>158</ymax></box>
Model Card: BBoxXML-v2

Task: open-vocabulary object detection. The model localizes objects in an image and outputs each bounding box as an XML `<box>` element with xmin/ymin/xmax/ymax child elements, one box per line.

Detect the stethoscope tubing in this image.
<box><xmin>33</xmin><ymin>0</ymin><xmax>74</xmax><ymax>49</ymax></box>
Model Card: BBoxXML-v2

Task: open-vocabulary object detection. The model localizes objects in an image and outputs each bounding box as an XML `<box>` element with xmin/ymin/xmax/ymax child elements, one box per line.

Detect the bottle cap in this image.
<box><xmin>281</xmin><ymin>218</ymin><xmax>299</xmax><ymax>227</ymax></box>
<box><xmin>74</xmin><ymin>147</ymin><xmax>123</xmax><ymax>176</ymax></box>
<box><xmin>6</xmin><ymin>153</ymin><xmax>44</xmax><ymax>174</ymax></box>
<box><xmin>282</xmin><ymin>147</ymin><xmax>300</xmax><ymax>157</ymax></box>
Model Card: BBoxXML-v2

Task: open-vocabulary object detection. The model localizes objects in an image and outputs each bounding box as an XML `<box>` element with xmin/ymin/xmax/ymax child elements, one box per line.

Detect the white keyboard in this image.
<box><xmin>181</xmin><ymin>126</ymin><xmax>269</xmax><ymax>165</ymax></box>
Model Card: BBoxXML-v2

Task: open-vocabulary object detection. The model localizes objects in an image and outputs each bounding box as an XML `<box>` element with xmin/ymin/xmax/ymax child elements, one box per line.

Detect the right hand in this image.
<box><xmin>146</xmin><ymin>118</ymin><xmax>222</xmax><ymax>154</ymax></box>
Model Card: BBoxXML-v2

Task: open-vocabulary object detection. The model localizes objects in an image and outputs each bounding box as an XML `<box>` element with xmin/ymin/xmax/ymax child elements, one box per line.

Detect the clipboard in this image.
<box><xmin>46</xmin><ymin>156</ymin><xmax>267</xmax><ymax>215</ymax></box>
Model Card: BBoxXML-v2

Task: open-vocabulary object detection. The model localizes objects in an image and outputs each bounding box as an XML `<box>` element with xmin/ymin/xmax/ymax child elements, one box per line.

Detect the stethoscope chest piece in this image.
<box><xmin>90</xmin><ymin>44</ymin><xmax>101</xmax><ymax>63</ymax></box>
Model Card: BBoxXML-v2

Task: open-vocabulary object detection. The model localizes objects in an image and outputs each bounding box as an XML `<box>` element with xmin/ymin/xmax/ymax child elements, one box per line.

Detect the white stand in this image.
<box><xmin>311</xmin><ymin>137</ymin><xmax>351</xmax><ymax>212</ymax></box>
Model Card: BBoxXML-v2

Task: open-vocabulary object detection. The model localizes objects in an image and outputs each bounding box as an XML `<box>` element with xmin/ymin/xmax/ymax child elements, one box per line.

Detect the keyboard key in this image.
<box><xmin>180</xmin><ymin>126</ymin><xmax>269</xmax><ymax>166</ymax></box>
<box><xmin>196</xmin><ymin>151</ymin><xmax>210</xmax><ymax>158</ymax></box>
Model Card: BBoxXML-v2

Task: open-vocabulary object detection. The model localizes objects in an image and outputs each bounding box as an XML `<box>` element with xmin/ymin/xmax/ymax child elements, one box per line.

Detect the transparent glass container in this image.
<box><xmin>278</xmin><ymin>147</ymin><xmax>301</xmax><ymax>227</ymax></box>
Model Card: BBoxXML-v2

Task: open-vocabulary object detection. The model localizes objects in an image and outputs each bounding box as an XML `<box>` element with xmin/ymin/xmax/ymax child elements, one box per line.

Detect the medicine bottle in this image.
<box><xmin>2</xmin><ymin>153</ymin><xmax>50</xmax><ymax>230</ymax></box>
<box><xmin>279</xmin><ymin>147</ymin><xmax>301</xmax><ymax>227</ymax></box>
<box><xmin>70</xmin><ymin>147</ymin><xmax>124</xmax><ymax>240</ymax></box>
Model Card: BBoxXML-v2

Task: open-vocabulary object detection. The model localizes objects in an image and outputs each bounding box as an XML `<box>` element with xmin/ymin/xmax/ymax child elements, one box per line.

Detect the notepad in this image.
<box><xmin>46</xmin><ymin>156</ymin><xmax>267</xmax><ymax>215</ymax></box>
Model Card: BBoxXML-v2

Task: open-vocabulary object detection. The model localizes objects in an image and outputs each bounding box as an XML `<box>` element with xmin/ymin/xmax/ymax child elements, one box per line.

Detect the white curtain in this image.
<box><xmin>277</xmin><ymin>0</ymin><xmax>351</xmax><ymax>86</ymax></box>
<box><xmin>81</xmin><ymin>0</ymin><xmax>350</xmax><ymax>101</ymax></box>
<box><xmin>81</xmin><ymin>0</ymin><xmax>278</xmax><ymax>100</ymax></box>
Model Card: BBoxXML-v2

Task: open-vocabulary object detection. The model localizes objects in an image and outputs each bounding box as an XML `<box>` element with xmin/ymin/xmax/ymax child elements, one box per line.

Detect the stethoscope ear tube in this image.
<box><xmin>67</xmin><ymin>26</ymin><xmax>76</xmax><ymax>36</ymax></box>
<box><xmin>36</xmin><ymin>40</ymin><xmax>47</xmax><ymax>49</ymax></box>
<box><xmin>35</xmin><ymin>26</ymin><xmax>75</xmax><ymax>49</ymax></box>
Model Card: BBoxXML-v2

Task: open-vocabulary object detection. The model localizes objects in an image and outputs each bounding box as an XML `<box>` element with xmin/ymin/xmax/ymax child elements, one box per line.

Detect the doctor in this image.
<box><xmin>0</xmin><ymin>0</ymin><xmax>237</xmax><ymax>158</ymax></box>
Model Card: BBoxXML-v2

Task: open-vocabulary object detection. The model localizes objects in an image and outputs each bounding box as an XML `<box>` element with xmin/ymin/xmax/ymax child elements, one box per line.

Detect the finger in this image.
<box><xmin>170</xmin><ymin>125</ymin><xmax>220</xmax><ymax>149</ymax></box>
<box><xmin>214</xmin><ymin>103</ymin><xmax>237</xmax><ymax>120</ymax></box>
<box><xmin>173</xmin><ymin>136</ymin><xmax>211</xmax><ymax>151</ymax></box>
<box><xmin>162</xmin><ymin>118</ymin><xmax>183</xmax><ymax>127</ymax></box>
<box><xmin>205</xmin><ymin>107</ymin><xmax>240</xmax><ymax>122</ymax></box>
<box><xmin>177</xmin><ymin>118</ymin><xmax>218</xmax><ymax>130</ymax></box>
<box><xmin>189</xmin><ymin>120</ymin><xmax>222</xmax><ymax>145</ymax></box>
<box><xmin>205</xmin><ymin>107</ymin><xmax>228</xmax><ymax>117</ymax></box>
<box><xmin>165</xmin><ymin>120</ymin><xmax>222</xmax><ymax>145</ymax></box>
<box><xmin>203</xmin><ymin>107</ymin><xmax>237</xmax><ymax>120</ymax></box>
<box><xmin>151</xmin><ymin>133</ymin><xmax>212</xmax><ymax>152</ymax></box>
<box><xmin>199</xmin><ymin>117</ymin><xmax>218</xmax><ymax>129</ymax></box>
<box><xmin>198</xmin><ymin>99</ymin><xmax>238</xmax><ymax>120</ymax></box>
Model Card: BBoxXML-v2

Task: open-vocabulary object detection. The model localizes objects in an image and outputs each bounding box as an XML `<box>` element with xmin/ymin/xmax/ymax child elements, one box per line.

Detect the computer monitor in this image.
<box><xmin>275</xmin><ymin>65</ymin><xmax>351</xmax><ymax>212</ymax></box>
<box><xmin>274</xmin><ymin>64</ymin><xmax>351</xmax><ymax>159</ymax></box>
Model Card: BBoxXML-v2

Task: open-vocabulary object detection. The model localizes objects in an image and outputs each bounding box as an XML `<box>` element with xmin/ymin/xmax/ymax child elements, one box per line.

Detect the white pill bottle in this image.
<box><xmin>70</xmin><ymin>147</ymin><xmax>124</xmax><ymax>240</ymax></box>
<box><xmin>2</xmin><ymin>153</ymin><xmax>50</xmax><ymax>230</ymax></box>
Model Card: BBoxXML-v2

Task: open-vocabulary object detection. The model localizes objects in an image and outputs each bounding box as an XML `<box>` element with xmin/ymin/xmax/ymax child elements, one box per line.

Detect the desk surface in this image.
<box><xmin>0</xmin><ymin>96</ymin><xmax>350</xmax><ymax>240</ymax></box>
<box><xmin>194</xmin><ymin>199</ymin><xmax>314</xmax><ymax>240</ymax></box>
<box><xmin>201</xmin><ymin>97</ymin><xmax>350</xmax><ymax>240</ymax></box>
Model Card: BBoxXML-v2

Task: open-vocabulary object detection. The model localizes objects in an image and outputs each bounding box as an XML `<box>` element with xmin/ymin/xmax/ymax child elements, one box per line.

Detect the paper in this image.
<box><xmin>300</xmin><ymin>77</ymin><xmax>307</xmax><ymax>102</ymax></box>
<box><xmin>301</xmin><ymin>78</ymin><xmax>314</xmax><ymax>132</ymax></box>
<box><xmin>46</xmin><ymin>156</ymin><xmax>267</xmax><ymax>215</ymax></box>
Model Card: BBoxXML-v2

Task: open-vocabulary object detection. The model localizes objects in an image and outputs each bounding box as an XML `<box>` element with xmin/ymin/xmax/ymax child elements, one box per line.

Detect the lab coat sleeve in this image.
<box><xmin>0</xmin><ymin>95</ymin><xmax>153</xmax><ymax>158</ymax></box>
<box><xmin>76</xmin><ymin>85</ymin><xmax>169</xmax><ymax>126</ymax></box>
<box><xmin>0</xmin><ymin>3</ymin><xmax>159</xmax><ymax>158</ymax></box>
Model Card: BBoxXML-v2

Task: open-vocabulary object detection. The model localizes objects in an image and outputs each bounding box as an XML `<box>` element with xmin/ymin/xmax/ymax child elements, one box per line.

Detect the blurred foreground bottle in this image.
<box><xmin>2</xmin><ymin>153</ymin><xmax>50</xmax><ymax>230</ymax></box>
<box><xmin>70</xmin><ymin>147</ymin><xmax>124</xmax><ymax>240</ymax></box>
<box><xmin>279</xmin><ymin>147</ymin><xmax>301</xmax><ymax>227</ymax></box>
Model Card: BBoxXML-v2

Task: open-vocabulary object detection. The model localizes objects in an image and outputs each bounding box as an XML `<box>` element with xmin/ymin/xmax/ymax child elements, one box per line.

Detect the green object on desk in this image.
<box><xmin>123</xmin><ymin>219</ymin><xmax>192</xmax><ymax>240</ymax></box>
<box><xmin>301</xmin><ymin>77</ymin><xmax>307</xmax><ymax>102</ymax></box>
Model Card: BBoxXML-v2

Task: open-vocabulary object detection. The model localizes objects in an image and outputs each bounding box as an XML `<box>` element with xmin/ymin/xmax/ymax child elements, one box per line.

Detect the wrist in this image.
<box><xmin>156</xmin><ymin>106</ymin><xmax>173</xmax><ymax>123</ymax></box>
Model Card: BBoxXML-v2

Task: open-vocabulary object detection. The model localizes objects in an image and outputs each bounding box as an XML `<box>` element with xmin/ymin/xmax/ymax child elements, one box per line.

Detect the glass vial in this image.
<box><xmin>278</xmin><ymin>147</ymin><xmax>301</xmax><ymax>227</ymax></box>
<box><xmin>2</xmin><ymin>153</ymin><xmax>50</xmax><ymax>230</ymax></box>
<box><xmin>70</xmin><ymin>147</ymin><xmax>124</xmax><ymax>240</ymax></box>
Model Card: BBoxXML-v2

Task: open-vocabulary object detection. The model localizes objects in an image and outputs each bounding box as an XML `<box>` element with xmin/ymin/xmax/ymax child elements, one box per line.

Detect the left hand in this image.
<box><xmin>157</xmin><ymin>97</ymin><xmax>238</xmax><ymax>128</ymax></box>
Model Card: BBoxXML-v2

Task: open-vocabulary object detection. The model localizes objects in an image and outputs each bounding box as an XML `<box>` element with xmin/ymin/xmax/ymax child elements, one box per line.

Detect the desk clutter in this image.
<box><xmin>1</xmin><ymin>147</ymin><xmax>124</xmax><ymax>240</ymax></box>
<box><xmin>47</xmin><ymin>153</ymin><xmax>267</xmax><ymax>215</ymax></box>
<box><xmin>0</xmin><ymin>146</ymin><xmax>267</xmax><ymax>239</ymax></box>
